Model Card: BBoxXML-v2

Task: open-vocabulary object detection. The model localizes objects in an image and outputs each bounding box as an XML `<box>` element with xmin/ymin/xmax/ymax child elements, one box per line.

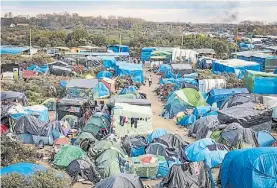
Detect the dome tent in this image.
<box><xmin>95</xmin><ymin>174</ymin><xmax>144</xmax><ymax>188</ymax></box>
<box><xmin>161</xmin><ymin>88</ymin><xmax>206</xmax><ymax>119</ymax></box>
<box><xmin>220</xmin><ymin>147</ymin><xmax>277</xmax><ymax>188</ymax></box>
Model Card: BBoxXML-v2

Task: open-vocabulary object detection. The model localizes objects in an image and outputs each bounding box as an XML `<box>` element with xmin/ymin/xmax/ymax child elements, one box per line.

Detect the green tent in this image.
<box><xmin>61</xmin><ymin>115</ymin><xmax>79</xmax><ymax>128</ymax></box>
<box><xmin>74</xmin><ymin>132</ymin><xmax>98</xmax><ymax>146</ymax></box>
<box><xmin>82</xmin><ymin>112</ymin><xmax>111</xmax><ymax>139</ymax></box>
<box><xmin>53</xmin><ymin>145</ymin><xmax>88</xmax><ymax>168</ymax></box>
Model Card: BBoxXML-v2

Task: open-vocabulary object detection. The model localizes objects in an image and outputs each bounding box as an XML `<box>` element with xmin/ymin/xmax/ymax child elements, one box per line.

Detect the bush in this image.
<box><xmin>1</xmin><ymin>170</ymin><xmax>71</xmax><ymax>188</ymax></box>
<box><xmin>1</xmin><ymin>135</ymin><xmax>38</xmax><ymax>167</ymax></box>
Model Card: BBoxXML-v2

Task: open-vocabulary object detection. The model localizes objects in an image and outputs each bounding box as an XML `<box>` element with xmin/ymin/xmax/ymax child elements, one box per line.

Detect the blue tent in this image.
<box><xmin>274</xmin><ymin>67</ymin><xmax>277</xmax><ymax>74</ymax></box>
<box><xmin>93</xmin><ymin>82</ymin><xmax>110</xmax><ymax>99</ymax></box>
<box><xmin>147</xmin><ymin>128</ymin><xmax>168</xmax><ymax>143</ymax></box>
<box><xmin>119</xmin><ymin>86</ymin><xmax>137</xmax><ymax>95</ymax></box>
<box><xmin>1</xmin><ymin>163</ymin><xmax>46</xmax><ymax>176</ymax></box>
<box><xmin>207</xmin><ymin>88</ymin><xmax>249</xmax><ymax>108</ymax></box>
<box><xmin>99</xmin><ymin>56</ymin><xmax>117</xmax><ymax>69</ymax></box>
<box><xmin>159</xmin><ymin>78</ymin><xmax>198</xmax><ymax>86</ymax></box>
<box><xmin>96</xmin><ymin>71</ymin><xmax>112</xmax><ymax>79</ymax></box>
<box><xmin>183</xmin><ymin>138</ymin><xmax>229</xmax><ymax>168</ymax></box>
<box><xmin>220</xmin><ymin>147</ymin><xmax>277</xmax><ymax>188</ymax></box>
<box><xmin>176</xmin><ymin>114</ymin><xmax>196</xmax><ymax>127</ymax></box>
<box><xmin>141</xmin><ymin>47</ymin><xmax>156</xmax><ymax>62</ymax></box>
<box><xmin>256</xmin><ymin>131</ymin><xmax>276</xmax><ymax>147</ymax></box>
<box><xmin>27</xmin><ymin>64</ymin><xmax>49</xmax><ymax>74</ymax></box>
<box><xmin>192</xmin><ymin>106</ymin><xmax>218</xmax><ymax>119</ymax></box>
<box><xmin>108</xmin><ymin>45</ymin><xmax>129</xmax><ymax>53</ymax></box>
<box><xmin>115</xmin><ymin>62</ymin><xmax>144</xmax><ymax>83</ymax></box>
<box><xmin>0</xmin><ymin>46</ymin><xmax>29</xmax><ymax>55</ymax></box>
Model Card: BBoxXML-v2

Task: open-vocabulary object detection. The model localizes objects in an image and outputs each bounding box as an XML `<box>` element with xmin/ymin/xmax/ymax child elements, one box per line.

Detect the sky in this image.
<box><xmin>1</xmin><ymin>1</ymin><xmax>277</xmax><ymax>23</ymax></box>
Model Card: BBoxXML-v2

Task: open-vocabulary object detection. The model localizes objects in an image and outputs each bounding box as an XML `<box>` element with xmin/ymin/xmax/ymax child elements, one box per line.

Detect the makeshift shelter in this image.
<box><xmin>212</xmin><ymin>59</ymin><xmax>260</xmax><ymax>79</ymax></box>
<box><xmin>112</xmin><ymin>103</ymin><xmax>153</xmax><ymax>138</ymax></box>
<box><xmin>96</xmin><ymin>71</ymin><xmax>113</xmax><ymax>79</ymax></box>
<box><xmin>243</xmin><ymin>70</ymin><xmax>277</xmax><ymax>94</ymax></box>
<box><xmin>100</xmin><ymin>56</ymin><xmax>117</xmax><ymax>69</ymax></box>
<box><xmin>95</xmin><ymin>174</ymin><xmax>144</xmax><ymax>188</ymax></box>
<box><xmin>53</xmin><ymin>145</ymin><xmax>88</xmax><ymax>168</ymax></box>
<box><xmin>101</xmin><ymin>78</ymin><xmax>116</xmax><ymax>93</ymax></box>
<box><xmin>153</xmin><ymin>133</ymin><xmax>187</xmax><ymax>149</ymax></box>
<box><xmin>54</xmin><ymin>137</ymin><xmax>71</xmax><ymax>146</ymax></box>
<box><xmin>219</xmin><ymin>93</ymin><xmax>260</xmax><ymax>110</ymax></box>
<box><xmin>66</xmin><ymin>79</ymin><xmax>98</xmax><ymax>99</ymax></box>
<box><xmin>170</xmin><ymin>64</ymin><xmax>194</xmax><ymax>76</ymax></box>
<box><xmin>171</xmin><ymin>49</ymin><xmax>197</xmax><ymax>63</ymax></box>
<box><xmin>1</xmin><ymin>91</ymin><xmax>28</xmax><ymax>106</ymax></box>
<box><xmin>108</xmin><ymin>98</ymin><xmax>151</xmax><ymax>107</ymax></box>
<box><xmin>220</xmin><ymin>147</ymin><xmax>277</xmax><ymax>188</ymax></box>
<box><xmin>108</xmin><ymin>45</ymin><xmax>129</xmax><ymax>53</ymax></box>
<box><xmin>182</xmin><ymin>138</ymin><xmax>229</xmax><ymax>168</ymax></box>
<box><xmin>198</xmin><ymin>79</ymin><xmax>226</xmax><ymax>93</ymax></box>
<box><xmin>93</xmin><ymin>82</ymin><xmax>110</xmax><ymax>99</ymax></box>
<box><xmin>210</xmin><ymin>123</ymin><xmax>258</xmax><ymax>150</ymax></box>
<box><xmin>158</xmin><ymin>162</ymin><xmax>213</xmax><ymax>188</ymax></box>
<box><xmin>41</xmin><ymin>98</ymin><xmax>56</xmax><ymax>111</ymax></box>
<box><xmin>123</xmin><ymin>136</ymin><xmax>147</xmax><ymax>157</ymax></box>
<box><xmin>217</xmin><ymin>102</ymin><xmax>272</xmax><ymax>131</ymax></box>
<box><xmin>147</xmin><ymin>128</ymin><xmax>168</xmax><ymax>143</ymax></box>
<box><xmin>141</xmin><ymin>47</ymin><xmax>156</xmax><ymax>62</ymax></box>
<box><xmin>119</xmin><ymin>86</ymin><xmax>138</xmax><ymax>95</ymax></box>
<box><xmin>83</xmin><ymin>112</ymin><xmax>111</xmax><ymax>140</ymax></box>
<box><xmin>161</xmin><ymin>88</ymin><xmax>206</xmax><ymax>119</ymax></box>
<box><xmin>196</xmin><ymin>57</ymin><xmax>216</xmax><ymax>69</ymax></box>
<box><xmin>115</xmin><ymin>62</ymin><xmax>144</xmax><ymax>83</ymax></box>
<box><xmin>73</xmin><ymin>132</ymin><xmax>98</xmax><ymax>146</ymax></box>
<box><xmin>61</xmin><ymin>115</ymin><xmax>79</xmax><ymax>129</ymax></box>
<box><xmin>67</xmin><ymin>159</ymin><xmax>101</xmax><ymax>183</ymax></box>
<box><xmin>27</xmin><ymin>64</ymin><xmax>49</xmax><ymax>74</ymax></box>
<box><xmin>0</xmin><ymin>163</ymin><xmax>46</xmax><ymax>176</ymax></box>
<box><xmin>207</xmin><ymin>88</ymin><xmax>249</xmax><ymax>108</ymax></box>
<box><xmin>256</xmin><ymin>131</ymin><xmax>277</xmax><ymax>147</ymax></box>
<box><xmin>188</xmin><ymin>115</ymin><xmax>220</xmax><ymax>140</ymax></box>
<box><xmin>145</xmin><ymin>142</ymin><xmax>180</xmax><ymax>162</ymax></box>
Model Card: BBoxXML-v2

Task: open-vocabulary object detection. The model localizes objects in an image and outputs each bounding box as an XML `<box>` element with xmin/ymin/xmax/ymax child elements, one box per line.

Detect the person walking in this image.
<box><xmin>148</xmin><ymin>75</ymin><xmax>152</xmax><ymax>87</ymax></box>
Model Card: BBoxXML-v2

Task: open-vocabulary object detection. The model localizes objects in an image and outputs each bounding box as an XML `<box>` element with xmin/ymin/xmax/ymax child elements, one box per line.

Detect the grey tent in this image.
<box><xmin>211</xmin><ymin>123</ymin><xmax>259</xmax><ymax>150</ymax></box>
<box><xmin>14</xmin><ymin>115</ymin><xmax>49</xmax><ymax>136</ymax></box>
<box><xmin>170</xmin><ymin>64</ymin><xmax>194</xmax><ymax>75</ymax></box>
<box><xmin>189</xmin><ymin>115</ymin><xmax>221</xmax><ymax>140</ymax></box>
<box><xmin>66</xmin><ymin>79</ymin><xmax>98</xmax><ymax>89</ymax></box>
<box><xmin>218</xmin><ymin>102</ymin><xmax>272</xmax><ymax>131</ymax></box>
<box><xmin>152</xmin><ymin>133</ymin><xmax>188</xmax><ymax>149</ymax></box>
<box><xmin>158</xmin><ymin>162</ymin><xmax>213</xmax><ymax>188</ymax></box>
<box><xmin>95</xmin><ymin>174</ymin><xmax>144</xmax><ymax>188</ymax></box>
<box><xmin>122</xmin><ymin>136</ymin><xmax>147</xmax><ymax>157</ymax></box>
<box><xmin>66</xmin><ymin>159</ymin><xmax>101</xmax><ymax>183</ymax></box>
<box><xmin>1</xmin><ymin>91</ymin><xmax>28</xmax><ymax>106</ymax></box>
<box><xmin>145</xmin><ymin>142</ymin><xmax>180</xmax><ymax>161</ymax></box>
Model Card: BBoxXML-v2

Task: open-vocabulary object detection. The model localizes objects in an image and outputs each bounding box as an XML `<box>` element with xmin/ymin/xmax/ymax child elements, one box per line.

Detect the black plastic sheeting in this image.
<box><xmin>218</xmin><ymin>102</ymin><xmax>273</xmax><ymax>131</ymax></box>
<box><xmin>153</xmin><ymin>134</ymin><xmax>188</xmax><ymax>149</ymax></box>
<box><xmin>95</xmin><ymin>173</ymin><xmax>144</xmax><ymax>188</ymax></box>
<box><xmin>122</xmin><ymin>136</ymin><xmax>147</xmax><ymax>156</ymax></box>
<box><xmin>158</xmin><ymin>162</ymin><xmax>213</xmax><ymax>188</ymax></box>
<box><xmin>219</xmin><ymin>94</ymin><xmax>262</xmax><ymax>110</ymax></box>
<box><xmin>67</xmin><ymin>159</ymin><xmax>101</xmax><ymax>184</ymax></box>
<box><xmin>14</xmin><ymin>115</ymin><xmax>61</xmax><ymax>136</ymax></box>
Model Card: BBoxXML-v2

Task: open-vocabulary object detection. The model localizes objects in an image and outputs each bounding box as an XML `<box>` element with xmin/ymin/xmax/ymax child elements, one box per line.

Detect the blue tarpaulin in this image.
<box><xmin>27</xmin><ymin>64</ymin><xmax>49</xmax><ymax>74</ymax></box>
<box><xmin>108</xmin><ymin>45</ymin><xmax>129</xmax><ymax>53</ymax></box>
<box><xmin>159</xmin><ymin>78</ymin><xmax>198</xmax><ymax>86</ymax></box>
<box><xmin>115</xmin><ymin>62</ymin><xmax>144</xmax><ymax>83</ymax></box>
<box><xmin>220</xmin><ymin>147</ymin><xmax>277</xmax><ymax>188</ymax></box>
<box><xmin>60</xmin><ymin>80</ymin><xmax>67</xmax><ymax>88</ymax></box>
<box><xmin>119</xmin><ymin>86</ymin><xmax>137</xmax><ymax>95</ymax></box>
<box><xmin>93</xmin><ymin>82</ymin><xmax>110</xmax><ymax>99</ymax></box>
<box><xmin>100</xmin><ymin>56</ymin><xmax>117</xmax><ymax>69</ymax></box>
<box><xmin>256</xmin><ymin>131</ymin><xmax>276</xmax><ymax>147</ymax></box>
<box><xmin>96</xmin><ymin>71</ymin><xmax>112</xmax><ymax>79</ymax></box>
<box><xmin>147</xmin><ymin>128</ymin><xmax>168</xmax><ymax>143</ymax></box>
<box><xmin>0</xmin><ymin>46</ymin><xmax>29</xmax><ymax>55</ymax></box>
<box><xmin>207</xmin><ymin>88</ymin><xmax>249</xmax><ymax>107</ymax></box>
<box><xmin>141</xmin><ymin>47</ymin><xmax>156</xmax><ymax>62</ymax></box>
<box><xmin>0</xmin><ymin>163</ymin><xmax>46</xmax><ymax>176</ymax></box>
<box><xmin>183</xmin><ymin>138</ymin><xmax>229</xmax><ymax>168</ymax></box>
<box><xmin>212</xmin><ymin>59</ymin><xmax>261</xmax><ymax>79</ymax></box>
<box><xmin>274</xmin><ymin>67</ymin><xmax>277</xmax><ymax>74</ymax></box>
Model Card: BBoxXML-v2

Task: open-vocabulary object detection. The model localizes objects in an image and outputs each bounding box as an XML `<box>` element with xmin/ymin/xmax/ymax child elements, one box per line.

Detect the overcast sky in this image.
<box><xmin>1</xmin><ymin>1</ymin><xmax>277</xmax><ymax>23</ymax></box>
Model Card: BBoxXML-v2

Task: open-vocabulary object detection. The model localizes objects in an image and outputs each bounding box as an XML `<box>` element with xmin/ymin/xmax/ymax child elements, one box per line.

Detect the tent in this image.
<box><xmin>188</xmin><ymin>115</ymin><xmax>220</xmax><ymax>140</ymax></box>
<box><xmin>219</xmin><ymin>93</ymin><xmax>259</xmax><ymax>110</ymax></box>
<box><xmin>108</xmin><ymin>98</ymin><xmax>151</xmax><ymax>107</ymax></box>
<box><xmin>66</xmin><ymin>159</ymin><xmax>101</xmax><ymax>183</ymax></box>
<box><xmin>0</xmin><ymin>163</ymin><xmax>46</xmax><ymax>176</ymax></box>
<box><xmin>93</xmin><ymin>82</ymin><xmax>110</xmax><ymax>99</ymax></box>
<box><xmin>100</xmin><ymin>56</ymin><xmax>117</xmax><ymax>69</ymax></box>
<box><xmin>73</xmin><ymin>132</ymin><xmax>98</xmax><ymax>146</ymax></box>
<box><xmin>153</xmin><ymin>133</ymin><xmax>187</xmax><ymax>149</ymax></box>
<box><xmin>220</xmin><ymin>147</ymin><xmax>277</xmax><ymax>188</ymax></box>
<box><xmin>115</xmin><ymin>62</ymin><xmax>144</xmax><ymax>83</ymax></box>
<box><xmin>256</xmin><ymin>131</ymin><xmax>277</xmax><ymax>147</ymax></box>
<box><xmin>53</xmin><ymin>145</ymin><xmax>88</xmax><ymax>168</ymax></box>
<box><xmin>161</xmin><ymin>88</ymin><xmax>206</xmax><ymax>119</ymax></box>
<box><xmin>96</xmin><ymin>71</ymin><xmax>113</xmax><ymax>79</ymax></box>
<box><xmin>27</xmin><ymin>64</ymin><xmax>49</xmax><ymax>74</ymax></box>
<box><xmin>207</xmin><ymin>88</ymin><xmax>249</xmax><ymax>108</ymax></box>
<box><xmin>141</xmin><ymin>47</ymin><xmax>156</xmax><ymax>62</ymax></box>
<box><xmin>119</xmin><ymin>86</ymin><xmax>137</xmax><ymax>95</ymax></box>
<box><xmin>218</xmin><ymin>102</ymin><xmax>272</xmax><ymax>131</ymax></box>
<box><xmin>112</xmin><ymin>103</ymin><xmax>153</xmax><ymax>138</ymax></box>
<box><xmin>1</xmin><ymin>91</ymin><xmax>28</xmax><ymax>106</ymax></box>
<box><xmin>101</xmin><ymin>78</ymin><xmax>116</xmax><ymax>93</ymax></box>
<box><xmin>83</xmin><ymin>112</ymin><xmax>111</xmax><ymax>140</ymax></box>
<box><xmin>145</xmin><ymin>142</ymin><xmax>180</xmax><ymax>161</ymax></box>
<box><xmin>210</xmin><ymin>123</ymin><xmax>258</xmax><ymax>150</ymax></box>
<box><xmin>243</xmin><ymin>70</ymin><xmax>277</xmax><ymax>94</ymax></box>
<box><xmin>158</xmin><ymin>162</ymin><xmax>213</xmax><ymax>188</ymax></box>
<box><xmin>95</xmin><ymin>174</ymin><xmax>144</xmax><ymax>188</ymax></box>
<box><xmin>147</xmin><ymin>128</ymin><xmax>168</xmax><ymax>143</ymax></box>
<box><xmin>122</xmin><ymin>136</ymin><xmax>147</xmax><ymax>157</ymax></box>
<box><xmin>182</xmin><ymin>138</ymin><xmax>229</xmax><ymax>168</ymax></box>
<box><xmin>61</xmin><ymin>115</ymin><xmax>79</xmax><ymax>129</ymax></box>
